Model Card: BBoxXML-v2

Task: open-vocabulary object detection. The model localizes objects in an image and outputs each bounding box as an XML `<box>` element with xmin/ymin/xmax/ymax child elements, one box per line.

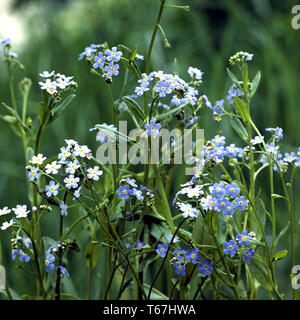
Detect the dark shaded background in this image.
<box><xmin>0</xmin><ymin>0</ymin><xmax>299</xmax><ymax>299</ymax></box>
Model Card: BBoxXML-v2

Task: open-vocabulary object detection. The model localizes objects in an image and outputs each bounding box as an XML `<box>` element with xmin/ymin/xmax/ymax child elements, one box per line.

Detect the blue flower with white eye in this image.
<box><xmin>198</xmin><ymin>259</ymin><xmax>214</xmax><ymax>276</ymax></box>
<box><xmin>223</xmin><ymin>240</ymin><xmax>238</xmax><ymax>256</ymax></box>
<box><xmin>138</xmin><ymin>73</ymin><xmax>153</xmax><ymax>86</ymax></box>
<box><xmin>57</xmin><ymin>266</ymin><xmax>69</xmax><ymax>277</ymax></box>
<box><xmin>22</xmin><ymin>236</ymin><xmax>32</xmax><ymax>248</ymax></box>
<box><xmin>212</xmin><ymin>135</ymin><xmax>226</xmax><ymax>147</ymax></box>
<box><xmin>171</xmin><ymin>95</ymin><xmax>183</xmax><ymax>107</ymax></box>
<box><xmin>212</xmin><ymin>99</ymin><xmax>224</xmax><ymax>115</ymax></box>
<box><xmin>283</xmin><ymin>152</ymin><xmax>296</xmax><ymax>163</ymax></box>
<box><xmin>11</xmin><ymin>249</ymin><xmax>18</xmax><ymax>260</ymax></box>
<box><xmin>173</xmin><ymin>247</ymin><xmax>186</xmax><ymax>262</ymax></box>
<box><xmin>118</xmin><ymin>185</ymin><xmax>132</xmax><ymax>200</ymax></box>
<box><xmin>145</xmin><ymin>119</ymin><xmax>161</xmax><ymax>136</ymax></box>
<box><xmin>135</xmin><ymin>85</ymin><xmax>149</xmax><ymax>96</ymax></box>
<box><xmin>225</xmin><ymin>144</ymin><xmax>238</xmax><ymax>158</ymax></box>
<box><xmin>266</xmin><ymin>142</ymin><xmax>279</xmax><ymax>155</ymax></box>
<box><xmin>28</xmin><ymin>167</ymin><xmax>40</xmax><ymax>182</ymax></box>
<box><xmin>226</xmin><ymin>84</ymin><xmax>243</xmax><ymax>103</ymax></box>
<box><xmin>217</xmin><ymin>198</ymin><xmax>235</xmax><ymax>215</ymax></box>
<box><xmin>133</xmin><ymin>188</ymin><xmax>144</xmax><ymax>200</ymax></box>
<box><xmin>243</xmin><ymin>248</ymin><xmax>255</xmax><ymax>262</ymax></box>
<box><xmin>266</xmin><ymin>127</ymin><xmax>283</xmax><ymax>141</ymax></box>
<box><xmin>78</xmin><ymin>43</ymin><xmax>99</xmax><ymax>60</ymax></box>
<box><xmin>225</xmin><ymin>182</ymin><xmax>240</xmax><ymax>198</ymax></box>
<box><xmin>186</xmin><ymin>248</ymin><xmax>201</xmax><ymax>264</ymax></box>
<box><xmin>124</xmin><ymin>242</ymin><xmax>132</xmax><ymax>250</ymax></box>
<box><xmin>234</xmin><ymin>196</ymin><xmax>248</xmax><ymax>211</ymax></box>
<box><xmin>156</xmin><ymin>244</ymin><xmax>168</xmax><ymax>258</ymax></box>
<box><xmin>136</xmin><ymin>240</ymin><xmax>145</xmax><ymax>250</ymax></box>
<box><xmin>236</xmin><ymin>230</ymin><xmax>252</xmax><ymax>246</ymax></box>
<box><xmin>45</xmin><ymin>255</ymin><xmax>55</xmax><ymax>272</ymax></box>
<box><xmin>210</xmin><ymin>182</ymin><xmax>225</xmax><ymax>198</ymax></box>
<box><xmin>174</xmin><ymin>263</ymin><xmax>185</xmax><ymax>276</ymax></box>
<box><xmin>155</xmin><ymin>80</ymin><xmax>172</xmax><ymax>98</ymax></box>
<box><xmin>105</xmin><ymin>46</ymin><xmax>122</xmax><ymax>62</ymax></box>
<box><xmin>187</xmin><ymin>116</ymin><xmax>198</xmax><ymax>127</ymax></box>
<box><xmin>126</xmin><ymin>178</ymin><xmax>137</xmax><ymax>188</ymax></box>
<box><xmin>104</xmin><ymin>62</ymin><xmax>119</xmax><ymax>77</ymax></box>
<box><xmin>60</xmin><ymin>201</ymin><xmax>68</xmax><ymax>216</ymax></box>
<box><xmin>93</xmin><ymin>52</ymin><xmax>106</xmax><ymax>69</ymax></box>
<box><xmin>19</xmin><ymin>250</ymin><xmax>30</xmax><ymax>263</ymax></box>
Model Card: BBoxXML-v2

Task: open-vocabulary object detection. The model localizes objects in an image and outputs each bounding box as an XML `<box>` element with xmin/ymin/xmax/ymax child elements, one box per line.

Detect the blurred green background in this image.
<box><xmin>0</xmin><ymin>0</ymin><xmax>299</xmax><ymax>299</ymax></box>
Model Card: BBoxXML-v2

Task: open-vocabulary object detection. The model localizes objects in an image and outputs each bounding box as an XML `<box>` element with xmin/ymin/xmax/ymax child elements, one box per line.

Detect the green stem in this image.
<box><xmin>145</xmin><ymin>0</ymin><xmax>166</xmax><ymax>75</ymax></box>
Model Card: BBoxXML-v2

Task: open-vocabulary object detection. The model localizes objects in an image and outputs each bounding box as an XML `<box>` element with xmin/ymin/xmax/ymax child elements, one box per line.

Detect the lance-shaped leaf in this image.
<box><xmin>123</xmin><ymin>96</ymin><xmax>146</xmax><ymax>120</ymax></box>
<box><xmin>50</xmin><ymin>94</ymin><xmax>76</xmax><ymax>121</ymax></box>
<box><xmin>229</xmin><ymin>116</ymin><xmax>248</xmax><ymax>142</ymax></box>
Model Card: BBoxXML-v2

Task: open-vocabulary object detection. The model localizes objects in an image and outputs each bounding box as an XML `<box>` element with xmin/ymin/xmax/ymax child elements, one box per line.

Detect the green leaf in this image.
<box><xmin>137</xmin><ymin>252</ymin><xmax>157</xmax><ymax>272</ymax></box>
<box><xmin>85</xmin><ymin>241</ymin><xmax>100</xmax><ymax>269</ymax></box>
<box><xmin>233</xmin><ymin>96</ymin><xmax>250</xmax><ymax>123</ymax></box>
<box><xmin>248</xmin><ymin>257</ymin><xmax>273</xmax><ymax>292</ymax></box>
<box><xmin>123</xmin><ymin>96</ymin><xmax>146</xmax><ymax>120</ymax></box>
<box><xmin>51</xmin><ymin>94</ymin><xmax>76</xmax><ymax>121</ymax></box>
<box><xmin>273</xmin><ymin>250</ymin><xmax>288</xmax><ymax>262</ymax></box>
<box><xmin>192</xmin><ymin>212</ymin><xmax>213</xmax><ymax>253</ymax></box>
<box><xmin>227</xmin><ymin>68</ymin><xmax>242</xmax><ymax>89</ymax></box>
<box><xmin>229</xmin><ymin>116</ymin><xmax>248</xmax><ymax>141</ymax></box>
<box><xmin>149</xmin><ymin>222</ymin><xmax>172</xmax><ymax>243</ymax></box>
<box><xmin>253</xmin><ymin>199</ymin><xmax>268</xmax><ymax>241</ymax></box>
<box><xmin>156</xmin><ymin>102</ymin><xmax>188</xmax><ymax>121</ymax></box>
<box><xmin>0</xmin><ymin>114</ymin><xmax>17</xmax><ymax>124</ymax></box>
<box><xmin>250</xmin><ymin>71</ymin><xmax>261</xmax><ymax>98</ymax></box>
<box><xmin>274</xmin><ymin>222</ymin><xmax>290</xmax><ymax>247</ymax></box>
<box><xmin>2</xmin><ymin>102</ymin><xmax>31</xmax><ymax>133</ymax></box>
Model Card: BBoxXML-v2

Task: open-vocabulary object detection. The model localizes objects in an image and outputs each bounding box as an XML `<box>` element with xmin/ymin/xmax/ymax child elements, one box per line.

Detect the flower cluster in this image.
<box><xmin>229</xmin><ymin>51</ymin><xmax>254</xmax><ymax>65</ymax></box>
<box><xmin>223</xmin><ymin>230</ymin><xmax>255</xmax><ymax>262</ymax></box>
<box><xmin>168</xmin><ymin>246</ymin><xmax>214</xmax><ymax>277</ymax></box>
<box><xmin>134</xmin><ymin>69</ymin><xmax>200</xmax><ymax>109</ymax></box>
<box><xmin>124</xmin><ymin>240</ymin><xmax>146</xmax><ymax>251</ymax></box>
<box><xmin>1</xmin><ymin>37</ymin><xmax>18</xmax><ymax>58</ymax></box>
<box><xmin>118</xmin><ymin>178</ymin><xmax>152</xmax><ymax>201</ymax></box>
<box><xmin>200</xmin><ymin>181</ymin><xmax>249</xmax><ymax>216</ymax></box>
<box><xmin>39</xmin><ymin>71</ymin><xmax>76</xmax><ymax>95</ymax></box>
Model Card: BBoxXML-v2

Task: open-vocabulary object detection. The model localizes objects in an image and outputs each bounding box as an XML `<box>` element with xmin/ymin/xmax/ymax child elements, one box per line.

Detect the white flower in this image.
<box><xmin>1</xmin><ymin>219</ymin><xmax>15</xmax><ymax>230</ymax></box>
<box><xmin>251</xmin><ymin>136</ymin><xmax>264</xmax><ymax>145</ymax></box>
<box><xmin>186</xmin><ymin>186</ymin><xmax>204</xmax><ymax>199</ymax></box>
<box><xmin>65</xmin><ymin>139</ymin><xmax>78</xmax><ymax>147</ymax></box>
<box><xmin>87</xmin><ymin>166</ymin><xmax>103</xmax><ymax>181</ymax></box>
<box><xmin>64</xmin><ymin>175</ymin><xmax>80</xmax><ymax>189</ymax></box>
<box><xmin>178</xmin><ymin>203</ymin><xmax>199</xmax><ymax>218</ymax></box>
<box><xmin>39</xmin><ymin>79</ymin><xmax>57</xmax><ymax>90</ymax></box>
<box><xmin>58</xmin><ymin>146</ymin><xmax>71</xmax><ymax>162</ymax></box>
<box><xmin>46</xmin><ymin>85</ymin><xmax>58</xmax><ymax>95</ymax></box>
<box><xmin>56</xmin><ymin>77</ymin><xmax>71</xmax><ymax>89</ymax></box>
<box><xmin>74</xmin><ymin>144</ymin><xmax>91</xmax><ymax>158</ymax></box>
<box><xmin>12</xmin><ymin>205</ymin><xmax>30</xmax><ymax>219</ymax></box>
<box><xmin>0</xmin><ymin>207</ymin><xmax>11</xmax><ymax>216</ymax></box>
<box><xmin>45</xmin><ymin>161</ymin><xmax>61</xmax><ymax>175</ymax></box>
<box><xmin>45</xmin><ymin>181</ymin><xmax>59</xmax><ymax>197</ymax></box>
<box><xmin>188</xmin><ymin>66</ymin><xmax>204</xmax><ymax>80</ymax></box>
<box><xmin>31</xmin><ymin>153</ymin><xmax>46</xmax><ymax>166</ymax></box>
<box><xmin>65</xmin><ymin>160</ymin><xmax>80</xmax><ymax>174</ymax></box>
<box><xmin>39</xmin><ymin>70</ymin><xmax>55</xmax><ymax>78</ymax></box>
